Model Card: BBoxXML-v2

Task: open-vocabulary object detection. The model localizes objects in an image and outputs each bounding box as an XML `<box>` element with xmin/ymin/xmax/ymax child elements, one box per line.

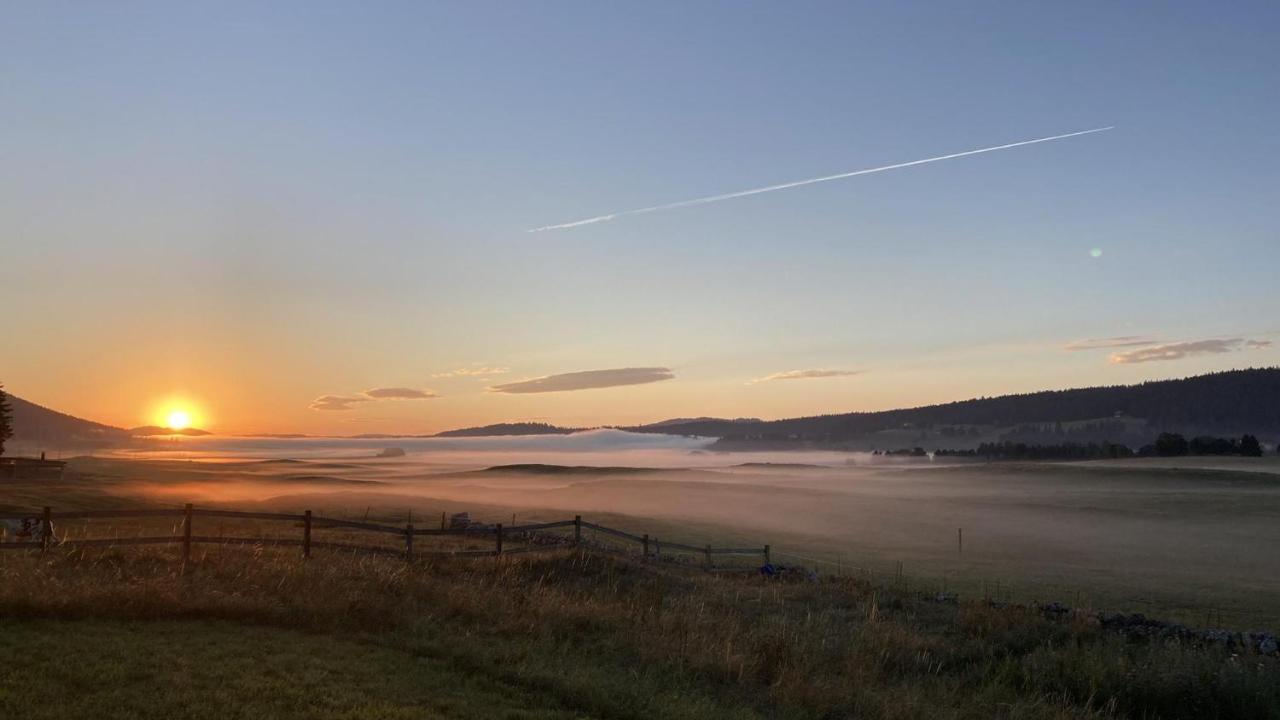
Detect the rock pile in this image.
<box><xmin>1081</xmin><ymin>607</ymin><xmax>1277</xmax><ymax>655</ymax></box>
<box><xmin>917</xmin><ymin>591</ymin><xmax>1280</xmax><ymax>657</ymax></box>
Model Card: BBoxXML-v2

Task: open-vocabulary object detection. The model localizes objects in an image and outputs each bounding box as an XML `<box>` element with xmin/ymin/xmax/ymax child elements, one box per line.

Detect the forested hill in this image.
<box><xmin>433</xmin><ymin>422</ymin><xmax>579</xmax><ymax>437</ymax></box>
<box><xmin>631</xmin><ymin>368</ymin><xmax>1280</xmax><ymax>442</ymax></box>
<box><xmin>6</xmin><ymin>393</ymin><xmax>129</xmax><ymax>447</ymax></box>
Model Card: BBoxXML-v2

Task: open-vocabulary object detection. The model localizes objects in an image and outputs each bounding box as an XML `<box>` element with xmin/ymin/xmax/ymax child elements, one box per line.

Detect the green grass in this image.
<box><xmin>5</xmin><ymin>459</ymin><xmax>1280</xmax><ymax>718</ymax></box>
<box><xmin>2</xmin><ymin>544</ymin><xmax>1278</xmax><ymax>719</ymax></box>
<box><xmin>0</xmin><ymin>620</ymin><xmax>582</xmax><ymax>720</ymax></box>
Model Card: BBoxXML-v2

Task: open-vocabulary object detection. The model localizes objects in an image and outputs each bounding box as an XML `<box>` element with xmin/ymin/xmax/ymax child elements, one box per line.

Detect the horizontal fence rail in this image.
<box><xmin>580</xmin><ymin>521</ymin><xmax>645</xmax><ymax>543</ymax></box>
<box><xmin>0</xmin><ymin>506</ymin><xmax>770</xmax><ymax>569</ymax></box>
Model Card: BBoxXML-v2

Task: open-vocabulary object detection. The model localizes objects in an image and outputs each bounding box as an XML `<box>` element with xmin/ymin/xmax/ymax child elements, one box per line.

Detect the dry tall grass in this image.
<box><xmin>2</xmin><ymin>544</ymin><xmax>1277</xmax><ymax>719</ymax></box>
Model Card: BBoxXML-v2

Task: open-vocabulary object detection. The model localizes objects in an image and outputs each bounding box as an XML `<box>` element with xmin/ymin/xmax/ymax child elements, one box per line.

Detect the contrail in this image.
<box><xmin>527</xmin><ymin>126</ymin><xmax>1113</xmax><ymax>232</ymax></box>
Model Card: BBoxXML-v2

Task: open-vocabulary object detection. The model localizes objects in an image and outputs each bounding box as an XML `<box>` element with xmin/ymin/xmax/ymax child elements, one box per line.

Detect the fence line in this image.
<box><xmin>0</xmin><ymin>505</ymin><xmax>769</xmax><ymax>569</ymax></box>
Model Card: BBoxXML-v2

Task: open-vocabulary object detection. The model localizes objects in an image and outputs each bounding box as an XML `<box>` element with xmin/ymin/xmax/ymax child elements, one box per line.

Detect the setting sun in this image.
<box><xmin>149</xmin><ymin>396</ymin><xmax>205</xmax><ymax>433</ymax></box>
<box><xmin>166</xmin><ymin>410</ymin><xmax>192</xmax><ymax>431</ymax></box>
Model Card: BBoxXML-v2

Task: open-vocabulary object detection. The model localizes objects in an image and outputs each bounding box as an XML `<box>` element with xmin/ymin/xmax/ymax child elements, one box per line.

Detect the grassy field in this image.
<box><xmin>2</xmin><ymin>542</ymin><xmax>1278</xmax><ymax>719</ymax></box>
<box><xmin>0</xmin><ymin>620</ymin><xmax>583</xmax><ymax>720</ymax></box>
<box><xmin>4</xmin><ymin>455</ymin><xmax>1280</xmax><ymax>718</ymax></box>
<box><xmin>12</xmin><ymin>454</ymin><xmax>1280</xmax><ymax>628</ymax></box>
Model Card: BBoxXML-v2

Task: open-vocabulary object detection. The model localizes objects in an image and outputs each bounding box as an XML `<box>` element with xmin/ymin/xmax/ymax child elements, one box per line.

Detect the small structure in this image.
<box><xmin>0</xmin><ymin>453</ymin><xmax>66</xmax><ymax>480</ymax></box>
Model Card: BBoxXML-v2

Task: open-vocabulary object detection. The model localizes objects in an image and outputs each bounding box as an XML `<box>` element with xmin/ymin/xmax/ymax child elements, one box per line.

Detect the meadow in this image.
<box><xmin>21</xmin><ymin>447</ymin><xmax>1280</xmax><ymax>628</ymax></box>
<box><xmin>4</xmin><ymin>449</ymin><xmax>1280</xmax><ymax>718</ymax></box>
<box><xmin>3</xmin><ymin>538</ymin><xmax>1279</xmax><ymax>719</ymax></box>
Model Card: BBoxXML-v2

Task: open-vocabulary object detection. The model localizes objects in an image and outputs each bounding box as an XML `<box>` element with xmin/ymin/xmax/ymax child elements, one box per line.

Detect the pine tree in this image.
<box><xmin>0</xmin><ymin>384</ymin><xmax>12</xmax><ymax>457</ymax></box>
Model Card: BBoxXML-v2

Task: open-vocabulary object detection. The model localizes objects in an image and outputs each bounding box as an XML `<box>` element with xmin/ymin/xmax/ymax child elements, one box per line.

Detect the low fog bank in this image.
<box><xmin>58</xmin><ymin>443</ymin><xmax>1280</xmax><ymax>628</ymax></box>
<box><xmin>106</xmin><ymin>428</ymin><xmax>865</xmax><ymax>469</ymax></box>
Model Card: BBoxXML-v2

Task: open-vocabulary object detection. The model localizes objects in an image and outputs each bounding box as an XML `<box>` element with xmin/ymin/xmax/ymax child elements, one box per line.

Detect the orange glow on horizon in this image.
<box><xmin>150</xmin><ymin>396</ymin><xmax>206</xmax><ymax>432</ymax></box>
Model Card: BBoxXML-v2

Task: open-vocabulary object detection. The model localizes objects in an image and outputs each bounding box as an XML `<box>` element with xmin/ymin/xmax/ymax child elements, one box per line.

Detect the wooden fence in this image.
<box><xmin>0</xmin><ymin>505</ymin><xmax>770</xmax><ymax>569</ymax></box>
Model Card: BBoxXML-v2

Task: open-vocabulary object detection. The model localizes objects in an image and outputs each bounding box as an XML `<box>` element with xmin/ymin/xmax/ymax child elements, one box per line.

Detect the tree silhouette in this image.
<box><xmin>1240</xmin><ymin>434</ymin><xmax>1263</xmax><ymax>457</ymax></box>
<box><xmin>1154</xmin><ymin>432</ymin><xmax>1188</xmax><ymax>457</ymax></box>
<box><xmin>0</xmin><ymin>384</ymin><xmax>12</xmax><ymax>457</ymax></box>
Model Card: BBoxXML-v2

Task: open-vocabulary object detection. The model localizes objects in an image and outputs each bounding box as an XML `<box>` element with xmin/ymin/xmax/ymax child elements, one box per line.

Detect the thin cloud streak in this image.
<box><xmin>432</xmin><ymin>367</ymin><xmax>510</xmax><ymax>378</ymax></box>
<box><xmin>1065</xmin><ymin>336</ymin><xmax>1159</xmax><ymax>351</ymax></box>
<box><xmin>309</xmin><ymin>395</ymin><xmax>373</xmax><ymax>411</ymax></box>
<box><xmin>1110</xmin><ymin>339</ymin><xmax>1244</xmax><ymax>364</ymax></box>
<box><xmin>751</xmin><ymin>369</ymin><xmax>864</xmax><ymax>384</ymax></box>
<box><xmin>313</xmin><ymin>387</ymin><xmax>440</xmax><ymax>410</ymax></box>
<box><xmin>488</xmin><ymin>367</ymin><xmax>674</xmax><ymax>394</ymax></box>
<box><xmin>528</xmin><ymin>127</ymin><xmax>1114</xmax><ymax>232</ymax></box>
<box><xmin>363</xmin><ymin>387</ymin><xmax>439</xmax><ymax>399</ymax></box>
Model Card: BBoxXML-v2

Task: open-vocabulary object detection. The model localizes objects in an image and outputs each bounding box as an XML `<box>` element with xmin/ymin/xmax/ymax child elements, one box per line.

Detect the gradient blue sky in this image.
<box><xmin>2</xmin><ymin>2</ymin><xmax>1277</xmax><ymax>433</ymax></box>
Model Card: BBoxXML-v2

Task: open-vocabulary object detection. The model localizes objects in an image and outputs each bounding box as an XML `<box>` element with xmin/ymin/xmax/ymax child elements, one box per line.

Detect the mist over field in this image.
<box><xmin>107</xmin><ymin>429</ymin><xmax>862</xmax><ymax>468</ymax></box>
<box><xmin>61</xmin><ymin>431</ymin><xmax>1280</xmax><ymax>629</ymax></box>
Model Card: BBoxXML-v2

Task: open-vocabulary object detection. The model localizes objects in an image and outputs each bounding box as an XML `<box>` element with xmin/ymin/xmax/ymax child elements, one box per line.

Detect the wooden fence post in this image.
<box><xmin>574</xmin><ymin>515</ymin><xmax>582</xmax><ymax>545</ymax></box>
<box><xmin>763</xmin><ymin>544</ymin><xmax>771</xmax><ymax>564</ymax></box>
<box><xmin>405</xmin><ymin>522</ymin><xmax>414</xmax><ymax>559</ymax></box>
<box><xmin>40</xmin><ymin>506</ymin><xmax>52</xmax><ymax>551</ymax></box>
<box><xmin>496</xmin><ymin>523</ymin><xmax>503</xmax><ymax>555</ymax></box>
<box><xmin>704</xmin><ymin>544</ymin><xmax>712</xmax><ymax>569</ymax></box>
<box><xmin>303</xmin><ymin>510</ymin><xmax>312</xmax><ymax>559</ymax></box>
<box><xmin>642</xmin><ymin>533</ymin><xmax>649</xmax><ymax>559</ymax></box>
<box><xmin>182</xmin><ymin>503</ymin><xmax>193</xmax><ymax>567</ymax></box>
<box><xmin>440</xmin><ymin>511</ymin><xmax>446</xmax><ymax>530</ymax></box>
<box><xmin>957</xmin><ymin>527</ymin><xmax>963</xmax><ymax>556</ymax></box>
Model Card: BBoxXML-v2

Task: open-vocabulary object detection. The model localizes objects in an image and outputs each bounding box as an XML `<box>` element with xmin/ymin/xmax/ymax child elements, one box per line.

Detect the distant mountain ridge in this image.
<box><xmin>433</xmin><ymin>422</ymin><xmax>580</xmax><ymax>438</ymax></box>
<box><xmin>638</xmin><ymin>416</ymin><xmax>761</xmax><ymax>428</ymax></box>
<box><xmin>6</xmin><ymin>394</ymin><xmax>129</xmax><ymax>449</ymax></box>
<box><xmin>628</xmin><ymin>368</ymin><xmax>1280</xmax><ymax>449</ymax></box>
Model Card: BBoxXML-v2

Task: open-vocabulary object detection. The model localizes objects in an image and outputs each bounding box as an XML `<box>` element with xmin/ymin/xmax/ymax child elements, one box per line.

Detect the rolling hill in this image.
<box><xmin>3</xmin><ymin>394</ymin><xmax>214</xmax><ymax>452</ymax></box>
<box><xmin>5</xmin><ymin>394</ymin><xmax>130</xmax><ymax>450</ymax></box>
<box><xmin>433</xmin><ymin>422</ymin><xmax>580</xmax><ymax>437</ymax></box>
<box><xmin>629</xmin><ymin>368</ymin><xmax>1280</xmax><ymax>449</ymax></box>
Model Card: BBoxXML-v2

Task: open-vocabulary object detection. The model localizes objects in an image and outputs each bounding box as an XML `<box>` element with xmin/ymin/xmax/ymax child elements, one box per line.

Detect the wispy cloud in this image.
<box><xmin>311</xmin><ymin>386</ymin><xmax>440</xmax><ymax>410</ymax></box>
<box><xmin>1064</xmin><ymin>336</ymin><xmax>1159</xmax><ymax>351</ymax></box>
<box><xmin>488</xmin><ymin>367</ymin><xmax>674</xmax><ymax>394</ymax></box>
<box><xmin>527</xmin><ymin>127</ymin><xmax>1113</xmax><ymax>232</ymax></box>
<box><xmin>309</xmin><ymin>394</ymin><xmax>373</xmax><ymax>411</ymax></box>
<box><xmin>750</xmin><ymin>369</ymin><xmax>864</xmax><ymax>384</ymax></box>
<box><xmin>432</xmin><ymin>367</ymin><xmax>510</xmax><ymax>379</ymax></box>
<box><xmin>1246</xmin><ymin>339</ymin><xmax>1273</xmax><ymax>350</ymax></box>
<box><xmin>363</xmin><ymin>387</ymin><xmax>439</xmax><ymax>400</ymax></box>
<box><xmin>1109</xmin><ymin>338</ymin><xmax>1252</xmax><ymax>364</ymax></box>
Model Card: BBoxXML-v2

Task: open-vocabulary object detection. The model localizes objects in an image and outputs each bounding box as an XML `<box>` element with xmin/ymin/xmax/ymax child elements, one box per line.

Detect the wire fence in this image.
<box><xmin>0</xmin><ymin>505</ymin><xmax>770</xmax><ymax>570</ymax></box>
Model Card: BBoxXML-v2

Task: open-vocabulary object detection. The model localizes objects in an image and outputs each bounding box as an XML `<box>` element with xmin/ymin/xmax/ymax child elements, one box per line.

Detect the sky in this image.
<box><xmin>2</xmin><ymin>1</ymin><xmax>1278</xmax><ymax>435</ymax></box>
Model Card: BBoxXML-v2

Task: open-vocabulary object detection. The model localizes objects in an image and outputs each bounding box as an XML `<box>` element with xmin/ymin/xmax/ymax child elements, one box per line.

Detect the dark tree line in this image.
<box><xmin>1143</xmin><ymin>432</ymin><xmax>1263</xmax><ymax>457</ymax></box>
<box><xmin>0</xmin><ymin>383</ymin><xmax>12</xmax><ymax>456</ymax></box>
<box><xmin>934</xmin><ymin>442</ymin><xmax>1134</xmax><ymax>461</ymax></box>
<box><xmin>918</xmin><ymin>433</ymin><xmax>1269</xmax><ymax>461</ymax></box>
<box><xmin>873</xmin><ymin>447</ymin><xmax>929</xmax><ymax>457</ymax></box>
